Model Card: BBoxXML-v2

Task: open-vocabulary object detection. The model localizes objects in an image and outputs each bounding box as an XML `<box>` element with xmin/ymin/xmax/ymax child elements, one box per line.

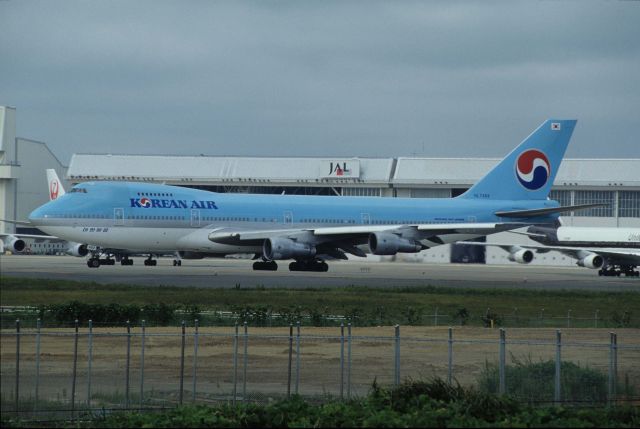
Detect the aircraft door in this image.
<box><xmin>283</xmin><ymin>211</ymin><xmax>293</xmax><ymax>225</ymax></box>
<box><xmin>114</xmin><ymin>208</ymin><xmax>124</xmax><ymax>226</ymax></box>
<box><xmin>191</xmin><ymin>209</ymin><xmax>201</xmax><ymax>227</ymax></box>
<box><xmin>361</xmin><ymin>213</ymin><xmax>371</xmax><ymax>225</ymax></box>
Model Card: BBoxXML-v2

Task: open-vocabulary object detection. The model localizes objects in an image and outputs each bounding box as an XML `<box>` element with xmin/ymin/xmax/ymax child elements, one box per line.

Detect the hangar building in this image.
<box><xmin>2</xmin><ymin>105</ymin><xmax>639</xmax><ymax>265</ymax></box>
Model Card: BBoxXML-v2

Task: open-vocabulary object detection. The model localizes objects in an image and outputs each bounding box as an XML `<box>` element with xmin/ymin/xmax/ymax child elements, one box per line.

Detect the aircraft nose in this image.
<box><xmin>28</xmin><ymin>203</ymin><xmax>50</xmax><ymax>223</ymax></box>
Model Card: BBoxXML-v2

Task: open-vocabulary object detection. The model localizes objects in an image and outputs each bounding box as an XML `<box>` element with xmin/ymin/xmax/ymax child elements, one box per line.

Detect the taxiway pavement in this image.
<box><xmin>1</xmin><ymin>255</ymin><xmax>638</xmax><ymax>291</ymax></box>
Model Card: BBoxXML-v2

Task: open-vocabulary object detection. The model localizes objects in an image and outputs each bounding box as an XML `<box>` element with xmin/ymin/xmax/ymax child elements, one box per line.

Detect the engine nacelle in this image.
<box><xmin>508</xmin><ymin>249</ymin><xmax>534</xmax><ymax>264</ymax></box>
<box><xmin>66</xmin><ymin>243</ymin><xmax>88</xmax><ymax>257</ymax></box>
<box><xmin>368</xmin><ymin>232</ymin><xmax>422</xmax><ymax>256</ymax></box>
<box><xmin>577</xmin><ymin>254</ymin><xmax>604</xmax><ymax>269</ymax></box>
<box><xmin>2</xmin><ymin>235</ymin><xmax>26</xmax><ymax>253</ymax></box>
<box><xmin>263</xmin><ymin>237</ymin><xmax>316</xmax><ymax>260</ymax></box>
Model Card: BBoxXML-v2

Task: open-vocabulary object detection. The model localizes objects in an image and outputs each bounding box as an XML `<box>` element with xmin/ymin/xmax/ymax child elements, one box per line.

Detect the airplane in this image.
<box><xmin>460</xmin><ymin>225</ymin><xmax>640</xmax><ymax>277</ymax></box>
<box><xmin>27</xmin><ymin>119</ymin><xmax>602</xmax><ymax>272</ymax></box>
<box><xmin>1</xmin><ymin>169</ymin><xmax>88</xmax><ymax>257</ymax></box>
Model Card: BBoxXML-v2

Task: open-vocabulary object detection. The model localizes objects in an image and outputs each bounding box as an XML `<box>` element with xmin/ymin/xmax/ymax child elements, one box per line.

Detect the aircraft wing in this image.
<box><xmin>208</xmin><ymin>222</ymin><xmax>527</xmax><ymax>250</ymax></box>
<box><xmin>463</xmin><ymin>242</ymin><xmax>640</xmax><ymax>265</ymax></box>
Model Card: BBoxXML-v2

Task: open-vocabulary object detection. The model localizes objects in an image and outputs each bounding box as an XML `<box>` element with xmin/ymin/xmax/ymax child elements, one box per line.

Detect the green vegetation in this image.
<box><xmin>2</xmin><ymin>379</ymin><xmax>638</xmax><ymax>428</ymax></box>
<box><xmin>1</xmin><ymin>277</ymin><xmax>639</xmax><ymax>327</ymax></box>
<box><xmin>478</xmin><ymin>355</ymin><xmax>611</xmax><ymax>403</ymax></box>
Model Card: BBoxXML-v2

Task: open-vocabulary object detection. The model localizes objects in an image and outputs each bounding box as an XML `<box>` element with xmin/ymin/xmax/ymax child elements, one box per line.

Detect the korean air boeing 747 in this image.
<box><xmin>27</xmin><ymin>119</ymin><xmax>599</xmax><ymax>272</ymax></box>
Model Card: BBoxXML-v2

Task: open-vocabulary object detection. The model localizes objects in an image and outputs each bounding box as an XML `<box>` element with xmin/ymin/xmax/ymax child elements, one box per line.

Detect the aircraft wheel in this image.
<box><xmin>253</xmin><ymin>261</ymin><xmax>278</xmax><ymax>271</ymax></box>
<box><xmin>88</xmin><ymin>258</ymin><xmax>100</xmax><ymax>268</ymax></box>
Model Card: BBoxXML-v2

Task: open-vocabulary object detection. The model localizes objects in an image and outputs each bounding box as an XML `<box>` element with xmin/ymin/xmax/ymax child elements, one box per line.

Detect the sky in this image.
<box><xmin>1</xmin><ymin>1</ymin><xmax>639</xmax><ymax>164</ymax></box>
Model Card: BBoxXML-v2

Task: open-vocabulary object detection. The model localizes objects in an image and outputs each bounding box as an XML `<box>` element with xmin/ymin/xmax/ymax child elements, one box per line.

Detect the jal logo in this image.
<box><xmin>328</xmin><ymin>162</ymin><xmax>351</xmax><ymax>176</ymax></box>
<box><xmin>50</xmin><ymin>180</ymin><xmax>60</xmax><ymax>200</ymax></box>
<box><xmin>515</xmin><ymin>149</ymin><xmax>551</xmax><ymax>191</ymax></box>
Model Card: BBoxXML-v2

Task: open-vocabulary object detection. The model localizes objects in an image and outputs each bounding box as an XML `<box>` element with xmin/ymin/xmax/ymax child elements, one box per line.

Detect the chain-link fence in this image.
<box><xmin>2</xmin><ymin>320</ymin><xmax>639</xmax><ymax>420</ymax></box>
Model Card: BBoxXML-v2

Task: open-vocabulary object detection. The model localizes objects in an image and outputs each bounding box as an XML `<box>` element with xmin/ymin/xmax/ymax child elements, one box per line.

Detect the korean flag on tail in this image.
<box><xmin>551</xmin><ymin>122</ymin><xmax>561</xmax><ymax>131</ymax></box>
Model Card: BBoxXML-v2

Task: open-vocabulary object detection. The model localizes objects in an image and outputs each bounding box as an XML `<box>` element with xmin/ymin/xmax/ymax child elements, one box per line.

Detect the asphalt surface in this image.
<box><xmin>1</xmin><ymin>255</ymin><xmax>639</xmax><ymax>291</ymax></box>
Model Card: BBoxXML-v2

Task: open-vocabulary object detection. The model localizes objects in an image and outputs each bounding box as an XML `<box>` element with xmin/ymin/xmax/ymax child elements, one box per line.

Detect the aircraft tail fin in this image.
<box><xmin>46</xmin><ymin>169</ymin><xmax>66</xmax><ymax>201</ymax></box>
<box><xmin>459</xmin><ymin>119</ymin><xmax>576</xmax><ymax>200</ymax></box>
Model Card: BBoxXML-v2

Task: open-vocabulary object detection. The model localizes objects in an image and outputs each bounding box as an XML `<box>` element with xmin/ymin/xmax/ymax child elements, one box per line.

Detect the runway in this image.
<box><xmin>1</xmin><ymin>254</ymin><xmax>638</xmax><ymax>291</ymax></box>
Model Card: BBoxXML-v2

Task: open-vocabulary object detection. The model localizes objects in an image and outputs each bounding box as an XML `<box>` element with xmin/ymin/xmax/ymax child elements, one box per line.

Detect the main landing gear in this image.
<box><xmin>598</xmin><ymin>265</ymin><xmax>639</xmax><ymax>277</ymax></box>
<box><xmin>121</xmin><ymin>256</ymin><xmax>134</xmax><ymax>266</ymax></box>
<box><xmin>144</xmin><ymin>255</ymin><xmax>158</xmax><ymax>266</ymax></box>
<box><xmin>252</xmin><ymin>260</ymin><xmax>278</xmax><ymax>271</ymax></box>
<box><xmin>289</xmin><ymin>259</ymin><xmax>329</xmax><ymax>272</ymax></box>
<box><xmin>87</xmin><ymin>255</ymin><xmax>115</xmax><ymax>268</ymax></box>
<box><xmin>173</xmin><ymin>259</ymin><xmax>182</xmax><ymax>266</ymax></box>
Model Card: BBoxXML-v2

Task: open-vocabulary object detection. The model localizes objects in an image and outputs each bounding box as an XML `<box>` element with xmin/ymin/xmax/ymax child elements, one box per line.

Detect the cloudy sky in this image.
<box><xmin>1</xmin><ymin>1</ymin><xmax>639</xmax><ymax>163</ymax></box>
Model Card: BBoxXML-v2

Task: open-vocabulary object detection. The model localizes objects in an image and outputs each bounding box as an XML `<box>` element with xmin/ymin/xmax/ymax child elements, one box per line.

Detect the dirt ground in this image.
<box><xmin>2</xmin><ymin>326</ymin><xmax>639</xmax><ymax>406</ymax></box>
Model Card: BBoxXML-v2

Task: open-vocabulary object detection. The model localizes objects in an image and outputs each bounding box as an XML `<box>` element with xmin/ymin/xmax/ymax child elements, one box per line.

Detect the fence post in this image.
<box><xmin>287</xmin><ymin>323</ymin><xmax>293</xmax><ymax>397</ymax></box>
<box><xmin>193</xmin><ymin>319</ymin><xmax>200</xmax><ymax>403</ymax></box>
<box><xmin>554</xmin><ymin>330</ymin><xmax>561</xmax><ymax>405</ymax></box>
<box><xmin>595</xmin><ymin>310</ymin><xmax>599</xmax><ymax>328</ymax></box>
<box><xmin>608</xmin><ymin>332</ymin><xmax>614</xmax><ymax>404</ymax></box>
<box><xmin>233</xmin><ymin>323</ymin><xmax>238</xmax><ymax>405</ymax></box>
<box><xmin>567</xmin><ymin>309</ymin><xmax>571</xmax><ymax>328</ymax></box>
<box><xmin>347</xmin><ymin>323</ymin><xmax>352</xmax><ymax>398</ymax></box>
<box><xmin>242</xmin><ymin>321</ymin><xmax>247</xmax><ymax>402</ymax></box>
<box><xmin>448</xmin><ymin>327</ymin><xmax>453</xmax><ymax>385</ymax></box>
<box><xmin>15</xmin><ymin>319</ymin><xmax>20</xmax><ymax>413</ymax></box>
<box><xmin>394</xmin><ymin>325</ymin><xmax>400</xmax><ymax>385</ymax></box>
<box><xmin>540</xmin><ymin>308</ymin><xmax>545</xmax><ymax>327</ymax></box>
<box><xmin>34</xmin><ymin>319</ymin><xmax>42</xmax><ymax>413</ymax></box>
<box><xmin>295</xmin><ymin>321</ymin><xmax>301</xmax><ymax>395</ymax></box>
<box><xmin>179</xmin><ymin>320</ymin><xmax>185</xmax><ymax>405</ymax></box>
<box><xmin>71</xmin><ymin>319</ymin><xmax>79</xmax><ymax>417</ymax></box>
<box><xmin>499</xmin><ymin>328</ymin><xmax>506</xmax><ymax>395</ymax></box>
<box><xmin>125</xmin><ymin>320</ymin><xmax>131</xmax><ymax>409</ymax></box>
<box><xmin>87</xmin><ymin>320</ymin><xmax>93</xmax><ymax>409</ymax></box>
<box><xmin>340</xmin><ymin>323</ymin><xmax>345</xmax><ymax>399</ymax></box>
<box><xmin>613</xmin><ymin>332</ymin><xmax>618</xmax><ymax>403</ymax></box>
<box><xmin>139</xmin><ymin>320</ymin><xmax>145</xmax><ymax>410</ymax></box>
<box><xmin>434</xmin><ymin>307</ymin><xmax>439</xmax><ymax>326</ymax></box>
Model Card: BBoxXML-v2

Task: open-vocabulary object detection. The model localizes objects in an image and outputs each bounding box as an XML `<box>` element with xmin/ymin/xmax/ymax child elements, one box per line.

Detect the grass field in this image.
<box><xmin>1</xmin><ymin>277</ymin><xmax>639</xmax><ymax>328</ymax></box>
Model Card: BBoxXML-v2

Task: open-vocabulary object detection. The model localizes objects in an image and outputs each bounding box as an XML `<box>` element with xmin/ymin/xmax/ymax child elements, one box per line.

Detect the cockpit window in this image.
<box><xmin>70</xmin><ymin>188</ymin><xmax>88</xmax><ymax>193</ymax></box>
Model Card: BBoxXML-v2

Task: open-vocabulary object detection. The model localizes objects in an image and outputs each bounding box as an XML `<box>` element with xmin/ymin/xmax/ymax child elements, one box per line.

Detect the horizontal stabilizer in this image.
<box><xmin>495</xmin><ymin>203</ymin><xmax>606</xmax><ymax>218</ymax></box>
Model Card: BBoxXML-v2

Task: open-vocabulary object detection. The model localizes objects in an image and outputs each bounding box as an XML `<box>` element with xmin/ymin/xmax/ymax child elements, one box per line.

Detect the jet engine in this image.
<box><xmin>66</xmin><ymin>243</ymin><xmax>89</xmax><ymax>257</ymax></box>
<box><xmin>368</xmin><ymin>232</ymin><xmax>422</xmax><ymax>255</ymax></box>
<box><xmin>2</xmin><ymin>235</ymin><xmax>26</xmax><ymax>253</ymax></box>
<box><xmin>577</xmin><ymin>254</ymin><xmax>604</xmax><ymax>269</ymax></box>
<box><xmin>508</xmin><ymin>249</ymin><xmax>534</xmax><ymax>264</ymax></box>
<box><xmin>263</xmin><ymin>238</ymin><xmax>316</xmax><ymax>260</ymax></box>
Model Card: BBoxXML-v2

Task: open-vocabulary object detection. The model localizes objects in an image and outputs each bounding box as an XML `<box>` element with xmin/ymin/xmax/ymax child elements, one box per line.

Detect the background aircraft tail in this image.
<box><xmin>46</xmin><ymin>169</ymin><xmax>66</xmax><ymax>201</ymax></box>
<box><xmin>459</xmin><ymin>119</ymin><xmax>576</xmax><ymax>200</ymax></box>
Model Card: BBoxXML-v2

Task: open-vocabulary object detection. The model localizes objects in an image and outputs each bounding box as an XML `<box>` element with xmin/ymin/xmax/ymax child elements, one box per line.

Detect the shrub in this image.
<box><xmin>477</xmin><ymin>355</ymin><xmax>608</xmax><ymax>404</ymax></box>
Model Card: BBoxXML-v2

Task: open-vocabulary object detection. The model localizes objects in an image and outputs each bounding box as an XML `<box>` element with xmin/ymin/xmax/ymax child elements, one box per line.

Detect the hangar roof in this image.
<box><xmin>393</xmin><ymin>158</ymin><xmax>640</xmax><ymax>188</ymax></box>
<box><xmin>68</xmin><ymin>154</ymin><xmax>395</xmax><ymax>185</ymax></box>
<box><xmin>68</xmin><ymin>154</ymin><xmax>640</xmax><ymax>189</ymax></box>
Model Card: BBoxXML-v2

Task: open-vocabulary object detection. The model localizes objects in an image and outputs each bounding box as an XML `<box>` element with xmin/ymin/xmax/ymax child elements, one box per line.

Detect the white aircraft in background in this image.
<box><xmin>462</xmin><ymin>224</ymin><xmax>640</xmax><ymax>277</ymax></box>
<box><xmin>0</xmin><ymin>170</ymin><xmax>88</xmax><ymax>257</ymax></box>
